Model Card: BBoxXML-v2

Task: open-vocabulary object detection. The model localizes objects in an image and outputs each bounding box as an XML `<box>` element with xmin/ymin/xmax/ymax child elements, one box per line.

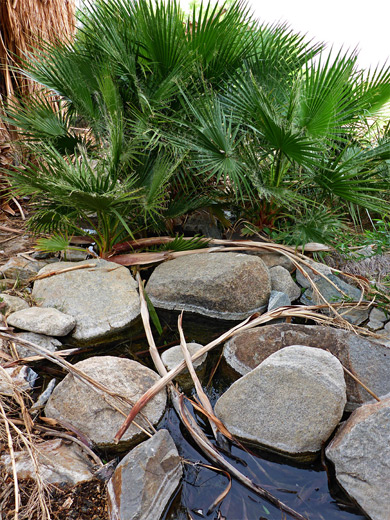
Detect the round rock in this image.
<box><xmin>32</xmin><ymin>259</ymin><xmax>141</xmax><ymax>344</ymax></box>
<box><xmin>215</xmin><ymin>345</ymin><xmax>346</xmax><ymax>459</ymax></box>
<box><xmin>146</xmin><ymin>253</ymin><xmax>271</xmax><ymax>320</ymax></box>
<box><xmin>45</xmin><ymin>356</ymin><xmax>167</xmax><ymax>450</ymax></box>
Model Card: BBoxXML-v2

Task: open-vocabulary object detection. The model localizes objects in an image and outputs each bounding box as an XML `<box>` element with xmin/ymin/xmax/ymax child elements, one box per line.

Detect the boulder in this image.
<box><xmin>146</xmin><ymin>253</ymin><xmax>271</xmax><ymax>320</ymax></box>
<box><xmin>45</xmin><ymin>356</ymin><xmax>167</xmax><ymax>450</ymax></box>
<box><xmin>0</xmin><ymin>294</ymin><xmax>29</xmax><ymax>314</ymax></box>
<box><xmin>222</xmin><ymin>323</ymin><xmax>390</xmax><ymax>409</ymax></box>
<box><xmin>107</xmin><ymin>429</ymin><xmax>182</xmax><ymax>520</ymax></box>
<box><xmin>215</xmin><ymin>346</ymin><xmax>346</xmax><ymax>460</ymax></box>
<box><xmin>269</xmin><ymin>266</ymin><xmax>301</xmax><ymax>301</ymax></box>
<box><xmin>32</xmin><ymin>259</ymin><xmax>141</xmax><ymax>344</ymax></box>
<box><xmin>13</xmin><ymin>332</ymin><xmax>61</xmax><ymax>358</ymax></box>
<box><xmin>326</xmin><ymin>394</ymin><xmax>390</xmax><ymax>520</ymax></box>
<box><xmin>161</xmin><ymin>342</ymin><xmax>207</xmax><ymax>390</ymax></box>
<box><xmin>250</xmin><ymin>251</ymin><xmax>295</xmax><ymax>272</ymax></box>
<box><xmin>0</xmin><ymin>438</ymin><xmax>94</xmax><ymax>485</ymax></box>
<box><xmin>7</xmin><ymin>306</ymin><xmax>76</xmax><ymax>336</ymax></box>
<box><xmin>370</xmin><ymin>307</ymin><xmax>388</xmax><ymax>323</ymax></box>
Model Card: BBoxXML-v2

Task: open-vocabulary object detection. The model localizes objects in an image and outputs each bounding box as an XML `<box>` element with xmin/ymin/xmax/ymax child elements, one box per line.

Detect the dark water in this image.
<box><xmin>70</xmin><ymin>311</ymin><xmax>368</xmax><ymax>520</ymax></box>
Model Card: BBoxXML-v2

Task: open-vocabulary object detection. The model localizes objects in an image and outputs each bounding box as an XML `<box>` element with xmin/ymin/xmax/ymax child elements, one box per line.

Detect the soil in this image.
<box><xmin>0</xmin><ymin>475</ymin><xmax>108</xmax><ymax>520</ymax></box>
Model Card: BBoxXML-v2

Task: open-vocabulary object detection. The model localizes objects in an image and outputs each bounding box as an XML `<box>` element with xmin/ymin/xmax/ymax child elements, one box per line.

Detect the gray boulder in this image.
<box><xmin>107</xmin><ymin>429</ymin><xmax>182</xmax><ymax>520</ymax></box>
<box><xmin>222</xmin><ymin>323</ymin><xmax>390</xmax><ymax>409</ymax></box>
<box><xmin>0</xmin><ymin>438</ymin><xmax>94</xmax><ymax>485</ymax></box>
<box><xmin>146</xmin><ymin>253</ymin><xmax>271</xmax><ymax>320</ymax></box>
<box><xmin>215</xmin><ymin>346</ymin><xmax>346</xmax><ymax>460</ymax></box>
<box><xmin>296</xmin><ymin>259</ymin><xmax>332</xmax><ymax>289</ymax></box>
<box><xmin>7</xmin><ymin>306</ymin><xmax>76</xmax><ymax>336</ymax></box>
<box><xmin>32</xmin><ymin>259</ymin><xmax>141</xmax><ymax>344</ymax></box>
<box><xmin>45</xmin><ymin>356</ymin><xmax>167</xmax><ymax>450</ymax></box>
<box><xmin>326</xmin><ymin>394</ymin><xmax>390</xmax><ymax>520</ymax></box>
<box><xmin>300</xmin><ymin>273</ymin><xmax>363</xmax><ymax>306</ymax></box>
<box><xmin>269</xmin><ymin>266</ymin><xmax>301</xmax><ymax>301</ymax></box>
<box><xmin>252</xmin><ymin>251</ymin><xmax>295</xmax><ymax>272</ymax></box>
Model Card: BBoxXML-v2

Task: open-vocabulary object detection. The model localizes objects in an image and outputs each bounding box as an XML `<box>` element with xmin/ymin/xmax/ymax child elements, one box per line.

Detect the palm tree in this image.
<box><xmin>3</xmin><ymin>0</ymin><xmax>390</xmax><ymax>250</ymax></box>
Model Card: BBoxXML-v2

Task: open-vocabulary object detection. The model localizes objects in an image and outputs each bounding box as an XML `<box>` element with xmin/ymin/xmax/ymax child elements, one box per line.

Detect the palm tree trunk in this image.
<box><xmin>0</xmin><ymin>0</ymin><xmax>76</xmax><ymax>144</ymax></box>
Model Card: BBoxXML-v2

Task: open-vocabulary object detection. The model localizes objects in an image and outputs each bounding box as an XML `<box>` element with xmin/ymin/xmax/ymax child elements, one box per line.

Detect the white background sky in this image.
<box><xmin>180</xmin><ymin>0</ymin><xmax>390</xmax><ymax>70</ymax></box>
<box><xmin>246</xmin><ymin>0</ymin><xmax>390</xmax><ymax>70</ymax></box>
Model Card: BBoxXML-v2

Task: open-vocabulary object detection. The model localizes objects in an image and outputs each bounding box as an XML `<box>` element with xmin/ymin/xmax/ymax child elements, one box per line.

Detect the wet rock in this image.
<box><xmin>215</xmin><ymin>346</ymin><xmax>346</xmax><ymax>460</ymax></box>
<box><xmin>7</xmin><ymin>306</ymin><xmax>76</xmax><ymax>336</ymax></box>
<box><xmin>269</xmin><ymin>266</ymin><xmax>301</xmax><ymax>301</ymax></box>
<box><xmin>222</xmin><ymin>323</ymin><xmax>390</xmax><ymax>409</ymax></box>
<box><xmin>161</xmin><ymin>342</ymin><xmax>207</xmax><ymax>390</ymax></box>
<box><xmin>45</xmin><ymin>356</ymin><xmax>167</xmax><ymax>450</ymax></box>
<box><xmin>107</xmin><ymin>429</ymin><xmax>182</xmax><ymax>520</ymax></box>
<box><xmin>32</xmin><ymin>259</ymin><xmax>141</xmax><ymax>344</ymax></box>
<box><xmin>146</xmin><ymin>253</ymin><xmax>271</xmax><ymax>320</ymax></box>
<box><xmin>267</xmin><ymin>290</ymin><xmax>291</xmax><ymax>311</ymax></box>
<box><xmin>0</xmin><ymin>365</ymin><xmax>38</xmax><ymax>396</ymax></box>
<box><xmin>0</xmin><ymin>294</ymin><xmax>29</xmax><ymax>314</ymax></box>
<box><xmin>1</xmin><ymin>439</ymin><xmax>94</xmax><ymax>485</ymax></box>
<box><xmin>13</xmin><ymin>332</ymin><xmax>61</xmax><ymax>358</ymax></box>
<box><xmin>326</xmin><ymin>394</ymin><xmax>390</xmax><ymax>520</ymax></box>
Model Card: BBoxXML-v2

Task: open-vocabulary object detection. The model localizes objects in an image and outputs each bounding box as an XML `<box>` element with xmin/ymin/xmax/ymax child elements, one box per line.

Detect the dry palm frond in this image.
<box><xmin>117</xmin><ymin>273</ymin><xmax>309</xmax><ymax>520</ymax></box>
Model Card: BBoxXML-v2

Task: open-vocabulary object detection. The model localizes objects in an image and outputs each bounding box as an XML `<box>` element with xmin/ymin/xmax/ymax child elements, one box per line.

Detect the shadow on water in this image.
<box><xmin>73</xmin><ymin>310</ymin><xmax>368</xmax><ymax>520</ymax></box>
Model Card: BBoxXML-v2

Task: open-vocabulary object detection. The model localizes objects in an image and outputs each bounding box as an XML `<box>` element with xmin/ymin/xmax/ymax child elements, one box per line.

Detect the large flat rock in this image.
<box><xmin>326</xmin><ymin>394</ymin><xmax>390</xmax><ymax>520</ymax></box>
<box><xmin>45</xmin><ymin>356</ymin><xmax>167</xmax><ymax>450</ymax></box>
<box><xmin>223</xmin><ymin>323</ymin><xmax>390</xmax><ymax>409</ymax></box>
<box><xmin>107</xmin><ymin>429</ymin><xmax>182</xmax><ymax>520</ymax></box>
<box><xmin>215</xmin><ymin>346</ymin><xmax>346</xmax><ymax>460</ymax></box>
<box><xmin>32</xmin><ymin>259</ymin><xmax>140</xmax><ymax>344</ymax></box>
<box><xmin>146</xmin><ymin>252</ymin><xmax>271</xmax><ymax>320</ymax></box>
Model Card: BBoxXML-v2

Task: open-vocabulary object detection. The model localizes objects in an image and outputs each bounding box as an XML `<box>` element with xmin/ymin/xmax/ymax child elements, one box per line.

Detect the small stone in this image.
<box><xmin>366</xmin><ymin>319</ymin><xmax>384</xmax><ymax>332</ymax></box>
<box><xmin>0</xmin><ymin>439</ymin><xmax>94</xmax><ymax>485</ymax></box>
<box><xmin>215</xmin><ymin>346</ymin><xmax>346</xmax><ymax>459</ymax></box>
<box><xmin>0</xmin><ymin>294</ymin><xmax>29</xmax><ymax>314</ymax></box>
<box><xmin>269</xmin><ymin>266</ymin><xmax>301</xmax><ymax>301</ymax></box>
<box><xmin>45</xmin><ymin>356</ymin><xmax>167</xmax><ymax>450</ymax></box>
<box><xmin>13</xmin><ymin>332</ymin><xmax>61</xmax><ymax>358</ymax></box>
<box><xmin>267</xmin><ymin>290</ymin><xmax>291</xmax><ymax>311</ymax></box>
<box><xmin>369</xmin><ymin>307</ymin><xmax>388</xmax><ymax>323</ymax></box>
<box><xmin>342</xmin><ymin>307</ymin><xmax>370</xmax><ymax>326</ymax></box>
<box><xmin>107</xmin><ymin>429</ymin><xmax>182</xmax><ymax>520</ymax></box>
<box><xmin>326</xmin><ymin>394</ymin><xmax>390</xmax><ymax>520</ymax></box>
<box><xmin>0</xmin><ymin>365</ymin><xmax>38</xmax><ymax>396</ymax></box>
<box><xmin>7</xmin><ymin>306</ymin><xmax>76</xmax><ymax>336</ymax></box>
<box><xmin>161</xmin><ymin>343</ymin><xmax>207</xmax><ymax>390</ymax></box>
<box><xmin>61</xmin><ymin>249</ymin><xmax>89</xmax><ymax>261</ymax></box>
<box><xmin>385</xmin><ymin>321</ymin><xmax>390</xmax><ymax>333</ymax></box>
<box><xmin>252</xmin><ymin>251</ymin><xmax>295</xmax><ymax>272</ymax></box>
